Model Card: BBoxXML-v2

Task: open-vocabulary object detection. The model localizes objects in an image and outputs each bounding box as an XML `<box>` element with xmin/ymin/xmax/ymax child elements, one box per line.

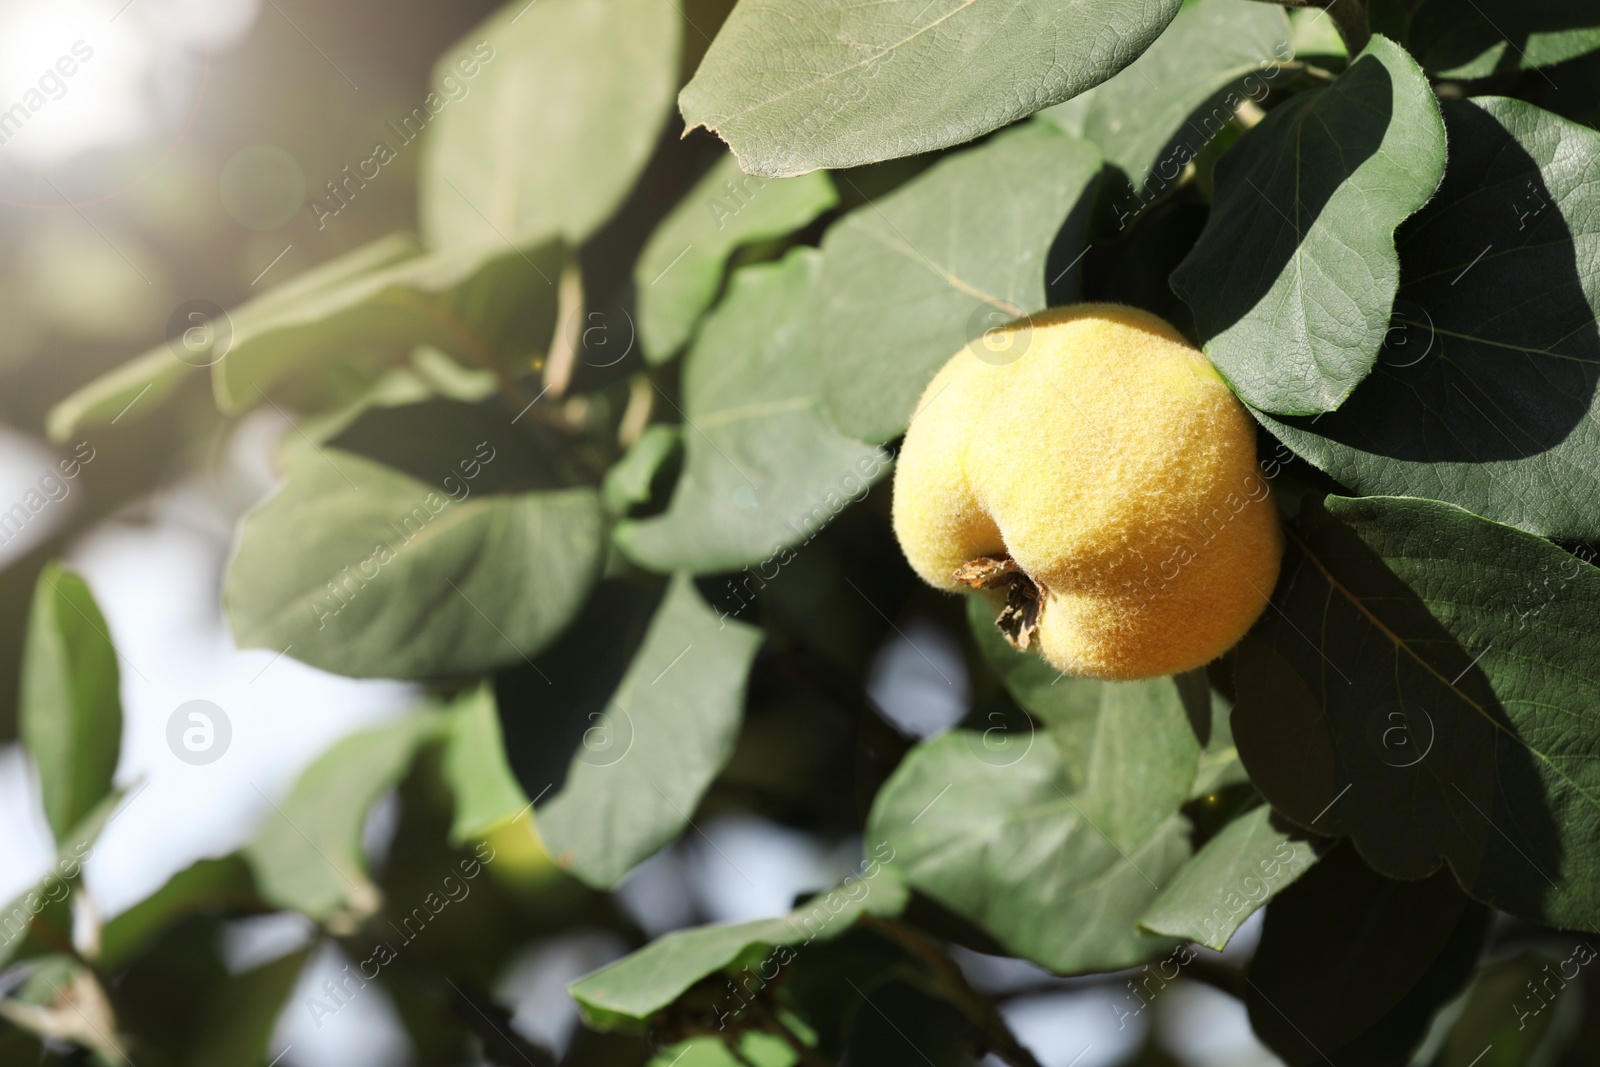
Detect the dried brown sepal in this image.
<box><xmin>954</xmin><ymin>554</ymin><xmax>1043</xmax><ymax>651</ymax></box>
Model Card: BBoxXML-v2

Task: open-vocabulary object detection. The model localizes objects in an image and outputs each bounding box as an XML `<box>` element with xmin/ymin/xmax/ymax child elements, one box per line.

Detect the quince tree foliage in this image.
<box><xmin>13</xmin><ymin>0</ymin><xmax>1600</xmax><ymax>1062</ymax></box>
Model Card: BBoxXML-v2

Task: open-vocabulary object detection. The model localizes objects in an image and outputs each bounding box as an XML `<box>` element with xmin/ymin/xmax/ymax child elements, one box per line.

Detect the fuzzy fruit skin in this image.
<box><xmin>892</xmin><ymin>303</ymin><xmax>1282</xmax><ymax>680</ymax></box>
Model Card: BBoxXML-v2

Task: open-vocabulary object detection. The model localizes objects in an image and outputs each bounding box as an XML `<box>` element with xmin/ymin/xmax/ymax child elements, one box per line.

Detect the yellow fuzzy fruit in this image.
<box><xmin>891</xmin><ymin>303</ymin><xmax>1282</xmax><ymax>680</ymax></box>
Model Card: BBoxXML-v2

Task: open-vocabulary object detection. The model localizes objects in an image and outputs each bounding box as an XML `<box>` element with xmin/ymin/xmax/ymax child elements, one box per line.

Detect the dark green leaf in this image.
<box><xmin>187</xmin><ymin>949</ymin><xmax>310</xmax><ymax>1067</ymax></box>
<box><xmin>1075</xmin><ymin>0</ymin><xmax>1292</xmax><ymax>196</ymax></box>
<box><xmin>1172</xmin><ymin>35</ymin><xmax>1446</xmax><ymax>415</ymax></box>
<box><xmin>678</xmin><ymin>0</ymin><xmax>1180</xmax><ymax>176</ymax></box>
<box><xmin>617</xmin><ymin>250</ymin><xmax>889</xmax><ymax>572</ymax></box>
<box><xmin>636</xmin><ymin>156</ymin><xmax>838</xmax><ymax>362</ymax></box>
<box><xmin>419</xmin><ymin>0</ymin><xmax>680</xmax><ymax>249</ymax></box>
<box><xmin>1245</xmin><ymin>843</ymin><xmax>1490</xmax><ymax>1066</ymax></box>
<box><xmin>571</xmin><ymin>864</ymin><xmax>906</xmax><ymax>1029</ymax></box>
<box><xmin>226</xmin><ymin>449</ymin><xmax>603</xmax><ymax>680</ymax></box>
<box><xmin>98</xmin><ymin>856</ymin><xmax>261</xmax><ymax>972</ymax></box>
<box><xmin>1234</xmin><ymin>495</ymin><xmax>1600</xmax><ymax>932</ymax></box>
<box><xmin>1139</xmin><ymin>805</ymin><xmax>1320</xmax><ymax>950</ymax></box>
<box><xmin>245</xmin><ymin>714</ymin><xmax>443</xmax><ymax>924</ymax></box>
<box><xmin>815</xmin><ymin>122</ymin><xmax>1102</xmax><ymax>443</ymax></box>
<box><xmin>1254</xmin><ymin>97</ymin><xmax>1600</xmax><ymax>541</ymax></box>
<box><xmin>1409</xmin><ymin>0</ymin><xmax>1600</xmax><ymax>78</ymax></box>
<box><xmin>536</xmin><ymin>574</ymin><xmax>762</xmax><ymax>887</ymax></box>
<box><xmin>441</xmin><ymin>683</ymin><xmax>528</xmax><ymax>844</ymax></box>
<box><xmin>20</xmin><ymin>563</ymin><xmax>120</xmax><ymax>842</ymax></box>
<box><xmin>870</xmin><ymin>618</ymin><xmax>1202</xmax><ymax>973</ymax></box>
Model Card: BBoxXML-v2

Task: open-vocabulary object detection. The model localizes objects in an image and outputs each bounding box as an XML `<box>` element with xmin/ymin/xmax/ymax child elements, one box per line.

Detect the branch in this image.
<box><xmin>863</xmin><ymin>918</ymin><xmax>1046</xmax><ymax>1067</ymax></box>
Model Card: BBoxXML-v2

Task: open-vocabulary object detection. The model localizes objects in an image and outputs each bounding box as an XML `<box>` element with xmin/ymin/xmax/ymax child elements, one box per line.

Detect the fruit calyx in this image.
<box><xmin>953</xmin><ymin>554</ymin><xmax>1042</xmax><ymax>651</ymax></box>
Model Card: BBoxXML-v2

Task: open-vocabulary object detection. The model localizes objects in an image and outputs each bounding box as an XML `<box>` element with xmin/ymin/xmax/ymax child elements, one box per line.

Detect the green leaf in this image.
<box><xmin>212</xmin><ymin>238</ymin><xmax>561</xmax><ymax>414</ymax></box>
<box><xmin>1077</xmin><ymin>0</ymin><xmax>1292</xmax><ymax>196</ymax></box>
<box><xmin>441</xmin><ymin>683</ymin><xmax>528</xmax><ymax>844</ymax></box>
<box><xmin>20</xmin><ymin>564</ymin><xmax>120</xmax><ymax>843</ymax></box>
<box><xmin>636</xmin><ymin>155</ymin><xmax>838</xmax><ymax>363</ymax></box>
<box><xmin>226</xmin><ymin>449</ymin><xmax>603</xmax><ymax>680</ymax></box>
<box><xmin>419</xmin><ymin>0</ymin><xmax>680</xmax><ymax>250</ymax></box>
<box><xmin>650</xmin><ymin>1034</ymin><xmax>798</xmax><ymax>1067</ymax></box>
<box><xmin>244</xmin><ymin>714</ymin><xmax>443</xmax><ymax>924</ymax></box>
<box><xmin>1435</xmin><ymin>950</ymin><xmax>1590</xmax><ymax>1066</ymax></box>
<box><xmin>1245</xmin><ymin>843</ymin><xmax>1490</xmax><ymax>1065</ymax></box>
<box><xmin>1234</xmin><ymin>495</ymin><xmax>1600</xmax><ymax>933</ymax></box>
<box><xmin>1172</xmin><ymin>35</ymin><xmax>1446</xmax><ymax>415</ymax></box>
<box><xmin>48</xmin><ymin>233</ymin><xmax>423</xmax><ymax>438</ymax></box>
<box><xmin>678</xmin><ymin>0</ymin><xmax>1181</xmax><ymax>176</ymax></box>
<box><xmin>869</xmin><ymin>626</ymin><xmax>1202</xmax><ymax>973</ymax></box>
<box><xmin>0</xmin><ymin>789</ymin><xmax>126</xmax><ymax>970</ymax></box>
<box><xmin>536</xmin><ymin>574</ymin><xmax>762</xmax><ymax>887</ymax></box>
<box><xmin>187</xmin><ymin>948</ymin><xmax>310</xmax><ymax>1067</ymax></box>
<box><xmin>98</xmin><ymin>856</ymin><xmax>260</xmax><ymax>972</ymax></box>
<box><xmin>1253</xmin><ymin>97</ymin><xmax>1600</xmax><ymax>542</ymax></box>
<box><xmin>1138</xmin><ymin>805</ymin><xmax>1320</xmax><ymax>950</ymax></box>
<box><xmin>617</xmin><ymin>251</ymin><xmax>889</xmax><ymax>572</ymax></box>
<box><xmin>1409</xmin><ymin>0</ymin><xmax>1600</xmax><ymax>78</ymax></box>
<box><xmin>571</xmin><ymin>864</ymin><xmax>906</xmax><ymax>1029</ymax></box>
<box><xmin>814</xmin><ymin>122</ymin><xmax>1103</xmax><ymax>443</ymax></box>
<box><xmin>602</xmin><ymin>424</ymin><xmax>681</xmax><ymax>517</ymax></box>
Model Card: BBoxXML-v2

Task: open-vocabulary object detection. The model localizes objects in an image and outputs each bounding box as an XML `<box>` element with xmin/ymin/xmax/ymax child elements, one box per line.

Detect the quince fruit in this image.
<box><xmin>891</xmin><ymin>304</ymin><xmax>1282</xmax><ymax>680</ymax></box>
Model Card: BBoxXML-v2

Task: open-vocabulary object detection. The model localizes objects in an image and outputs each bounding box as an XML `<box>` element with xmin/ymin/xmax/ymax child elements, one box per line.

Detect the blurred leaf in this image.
<box><xmin>678</xmin><ymin>0</ymin><xmax>1180</xmax><ymax>175</ymax></box>
<box><xmin>44</xmin><ymin>347</ymin><xmax>192</xmax><ymax>445</ymax></box>
<box><xmin>1435</xmin><ymin>950</ymin><xmax>1588</xmax><ymax>1067</ymax></box>
<box><xmin>0</xmin><ymin>792</ymin><xmax>119</xmax><ymax>971</ymax></box>
<box><xmin>1245</xmin><ymin>844</ymin><xmax>1490</xmax><ymax>1066</ymax></box>
<box><xmin>226</xmin><ymin>449</ymin><xmax>603</xmax><ymax>679</ymax></box>
<box><xmin>19</xmin><ymin>563</ymin><xmax>120</xmax><ymax>843</ymax></box>
<box><xmin>649</xmin><ymin>1033</ymin><xmax>797</xmax><ymax>1066</ymax></box>
<box><xmin>245</xmin><ymin>714</ymin><xmax>443</xmax><ymax>924</ymax></box>
<box><xmin>47</xmin><ymin>233</ymin><xmax>422</xmax><ymax>440</ymax></box>
<box><xmin>1408</xmin><ymin>0</ymin><xmax>1600</xmax><ymax>77</ymax></box>
<box><xmin>571</xmin><ymin>867</ymin><xmax>907</xmax><ymax>1029</ymax></box>
<box><xmin>1234</xmin><ymin>495</ymin><xmax>1600</xmax><ymax>933</ymax></box>
<box><xmin>536</xmin><ymin>574</ymin><xmax>762</xmax><ymax>887</ymax></box>
<box><xmin>1172</xmin><ymin>36</ymin><xmax>1446</xmax><ymax>415</ymax></box>
<box><xmin>419</xmin><ymin>0</ymin><xmax>680</xmax><ymax>250</ymax></box>
<box><xmin>869</xmin><ymin>630</ymin><xmax>1201</xmax><ymax>973</ymax></box>
<box><xmin>1138</xmin><ymin>805</ymin><xmax>1319</xmax><ymax>950</ymax></box>
<box><xmin>815</xmin><ymin>122</ymin><xmax>1102</xmax><ymax>443</ymax></box>
<box><xmin>441</xmin><ymin>683</ymin><xmax>528</xmax><ymax>844</ymax></box>
<box><xmin>98</xmin><ymin>856</ymin><xmax>261</xmax><ymax>972</ymax></box>
<box><xmin>212</xmin><ymin>239</ymin><xmax>561</xmax><ymax>414</ymax></box>
<box><xmin>602</xmin><ymin>423</ymin><xmax>681</xmax><ymax>517</ymax></box>
<box><xmin>1069</xmin><ymin>0</ymin><xmax>1291</xmax><ymax>195</ymax></box>
<box><xmin>617</xmin><ymin>251</ymin><xmax>888</xmax><ymax>573</ymax></box>
<box><xmin>186</xmin><ymin>948</ymin><xmax>310</xmax><ymax>1067</ymax></box>
<box><xmin>1254</xmin><ymin>97</ymin><xmax>1600</xmax><ymax>542</ymax></box>
<box><xmin>636</xmin><ymin>155</ymin><xmax>837</xmax><ymax>363</ymax></box>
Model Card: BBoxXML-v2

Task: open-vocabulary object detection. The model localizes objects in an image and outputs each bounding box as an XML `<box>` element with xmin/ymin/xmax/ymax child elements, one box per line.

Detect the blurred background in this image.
<box><xmin>0</xmin><ymin>1</ymin><xmax>1292</xmax><ymax>1062</ymax></box>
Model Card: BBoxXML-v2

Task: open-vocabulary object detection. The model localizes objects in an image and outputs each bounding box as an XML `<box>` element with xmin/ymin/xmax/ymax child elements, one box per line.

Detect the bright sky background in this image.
<box><xmin>0</xmin><ymin>0</ymin><xmax>258</xmax><ymax>169</ymax></box>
